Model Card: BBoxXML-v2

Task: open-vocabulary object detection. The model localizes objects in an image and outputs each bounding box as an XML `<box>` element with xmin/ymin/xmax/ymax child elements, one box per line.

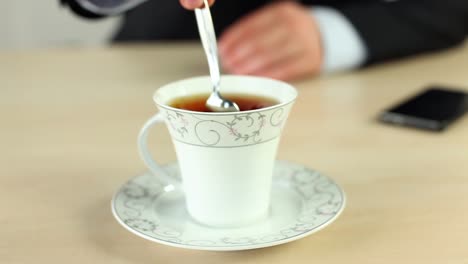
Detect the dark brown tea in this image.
<box><xmin>169</xmin><ymin>93</ymin><xmax>279</xmax><ymax>112</ymax></box>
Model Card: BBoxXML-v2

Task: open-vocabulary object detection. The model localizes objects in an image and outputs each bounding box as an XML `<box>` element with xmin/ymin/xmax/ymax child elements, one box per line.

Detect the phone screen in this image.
<box><xmin>379</xmin><ymin>87</ymin><xmax>468</xmax><ymax>131</ymax></box>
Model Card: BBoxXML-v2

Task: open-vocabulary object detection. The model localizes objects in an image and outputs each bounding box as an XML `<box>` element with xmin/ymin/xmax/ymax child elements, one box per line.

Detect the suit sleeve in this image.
<box><xmin>337</xmin><ymin>0</ymin><xmax>468</xmax><ymax>65</ymax></box>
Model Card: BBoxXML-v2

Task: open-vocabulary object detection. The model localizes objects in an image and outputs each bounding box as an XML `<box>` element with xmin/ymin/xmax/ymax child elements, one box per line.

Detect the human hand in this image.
<box><xmin>179</xmin><ymin>0</ymin><xmax>215</xmax><ymax>10</ymax></box>
<box><xmin>218</xmin><ymin>2</ymin><xmax>323</xmax><ymax>81</ymax></box>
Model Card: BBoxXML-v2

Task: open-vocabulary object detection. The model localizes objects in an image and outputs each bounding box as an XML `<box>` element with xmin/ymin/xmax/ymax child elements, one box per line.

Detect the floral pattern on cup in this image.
<box><xmin>160</xmin><ymin>103</ymin><xmax>293</xmax><ymax>147</ymax></box>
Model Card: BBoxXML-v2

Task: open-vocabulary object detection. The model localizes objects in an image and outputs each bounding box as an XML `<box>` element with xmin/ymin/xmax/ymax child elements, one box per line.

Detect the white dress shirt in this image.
<box><xmin>312</xmin><ymin>6</ymin><xmax>368</xmax><ymax>73</ymax></box>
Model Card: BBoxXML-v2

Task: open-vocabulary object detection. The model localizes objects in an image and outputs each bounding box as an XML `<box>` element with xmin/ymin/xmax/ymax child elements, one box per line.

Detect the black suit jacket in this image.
<box><xmin>64</xmin><ymin>0</ymin><xmax>468</xmax><ymax>65</ymax></box>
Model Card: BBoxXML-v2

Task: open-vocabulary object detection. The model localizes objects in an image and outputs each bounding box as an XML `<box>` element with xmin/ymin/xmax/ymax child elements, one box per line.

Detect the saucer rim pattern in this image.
<box><xmin>111</xmin><ymin>160</ymin><xmax>346</xmax><ymax>251</ymax></box>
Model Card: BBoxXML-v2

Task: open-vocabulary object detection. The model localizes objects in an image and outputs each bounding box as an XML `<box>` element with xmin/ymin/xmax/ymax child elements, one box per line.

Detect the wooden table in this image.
<box><xmin>1</xmin><ymin>42</ymin><xmax>467</xmax><ymax>263</ymax></box>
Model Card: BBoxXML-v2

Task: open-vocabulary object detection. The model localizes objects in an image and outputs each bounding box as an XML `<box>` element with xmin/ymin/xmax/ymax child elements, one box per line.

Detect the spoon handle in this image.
<box><xmin>195</xmin><ymin>0</ymin><xmax>221</xmax><ymax>92</ymax></box>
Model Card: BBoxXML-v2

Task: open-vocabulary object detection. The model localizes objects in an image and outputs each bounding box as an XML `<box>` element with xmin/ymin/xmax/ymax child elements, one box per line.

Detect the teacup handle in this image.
<box><xmin>138</xmin><ymin>113</ymin><xmax>180</xmax><ymax>191</ymax></box>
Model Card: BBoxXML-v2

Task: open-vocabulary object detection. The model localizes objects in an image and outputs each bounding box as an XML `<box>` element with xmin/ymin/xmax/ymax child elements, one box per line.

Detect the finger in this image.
<box><xmin>218</xmin><ymin>5</ymin><xmax>278</xmax><ymax>56</ymax></box>
<box><xmin>221</xmin><ymin>25</ymin><xmax>289</xmax><ymax>71</ymax></box>
<box><xmin>224</xmin><ymin>34</ymin><xmax>302</xmax><ymax>75</ymax></box>
<box><xmin>250</xmin><ymin>55</ymin><xmax>317</xmax><ymax>81</ymax></box>
<box><xmin>179</xmin><ymin>0</ymin><xmax>214</xmax><ymax>10</ymax></box>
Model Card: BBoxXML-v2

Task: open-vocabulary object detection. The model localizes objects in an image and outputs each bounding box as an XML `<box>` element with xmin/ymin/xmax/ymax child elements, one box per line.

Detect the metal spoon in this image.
<box><xmin>195</xmin><ymin>0</ymin><xmax>240</xmax><ymax>112</ymax></box>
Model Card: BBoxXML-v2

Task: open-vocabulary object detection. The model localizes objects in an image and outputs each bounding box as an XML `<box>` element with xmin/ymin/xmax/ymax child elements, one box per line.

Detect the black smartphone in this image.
<box><xmin>379</xmin><ymin>86</ymin><xmax>468</xmax><ymax>132</ymax></box>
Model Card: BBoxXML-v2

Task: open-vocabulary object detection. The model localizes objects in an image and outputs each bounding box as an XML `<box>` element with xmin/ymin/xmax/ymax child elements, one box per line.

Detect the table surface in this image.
<box><xmin>1</xmin><ymin>42</ymin><xmax>468</xmax><ymax>263</ymax></box>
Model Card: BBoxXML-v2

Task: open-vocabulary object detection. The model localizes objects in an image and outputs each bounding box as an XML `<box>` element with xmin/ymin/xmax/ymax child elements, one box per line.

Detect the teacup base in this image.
<box><xmin>188</xmin><ymin>206</ymin><xmax>270</xmax><ymax>228</ymax></box>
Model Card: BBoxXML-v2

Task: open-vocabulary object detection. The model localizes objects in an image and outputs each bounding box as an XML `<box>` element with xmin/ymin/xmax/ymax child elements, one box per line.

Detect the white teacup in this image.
<box><xmin>138</xmin><ymin>75</ymin><xmax>297</xmax><ymax>227</ymax></box>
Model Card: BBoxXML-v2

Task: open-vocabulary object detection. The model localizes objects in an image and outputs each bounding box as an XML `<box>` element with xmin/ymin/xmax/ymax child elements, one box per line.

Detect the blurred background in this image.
<box><xmin>0</xmin><ymin>1</ymin><xmax>120</xmax><ymax>50</ymax></box>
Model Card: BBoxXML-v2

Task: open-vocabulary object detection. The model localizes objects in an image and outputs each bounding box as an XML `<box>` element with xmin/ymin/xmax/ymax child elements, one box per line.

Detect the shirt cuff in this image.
<box><xmin>311</xmin><ymin>6</ymin><xmax>368</xmax><ymax>73</ymax></box>
<box><xmin>74</xmin><ymin>0</ymin><xmax>147</xmax><ymax>15</ymax></box>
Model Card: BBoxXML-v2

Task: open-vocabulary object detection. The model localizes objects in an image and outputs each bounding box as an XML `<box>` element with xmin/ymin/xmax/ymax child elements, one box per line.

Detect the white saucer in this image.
<box><xmin>111</xmin><ymin>160</ymin><xmax>346</xmax><ymax>251</ymax></box>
